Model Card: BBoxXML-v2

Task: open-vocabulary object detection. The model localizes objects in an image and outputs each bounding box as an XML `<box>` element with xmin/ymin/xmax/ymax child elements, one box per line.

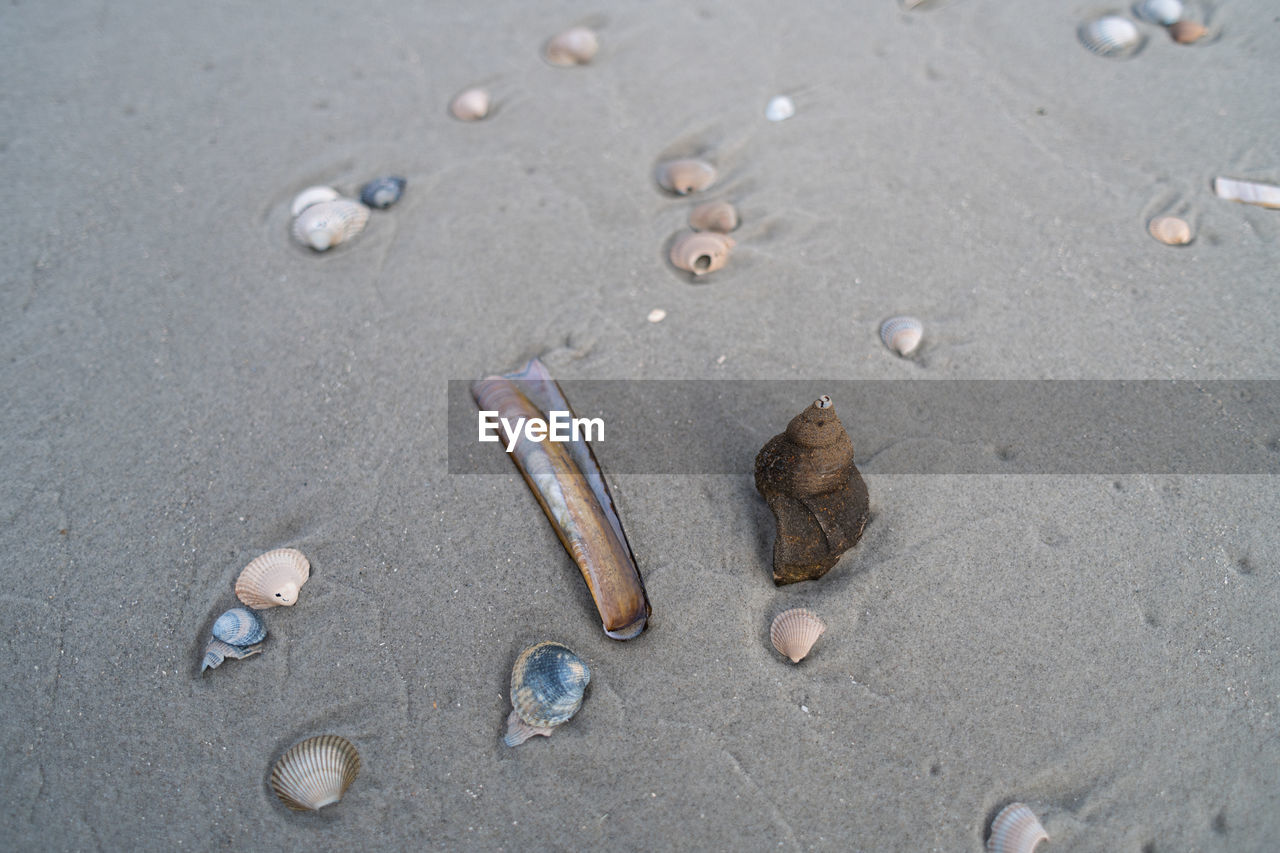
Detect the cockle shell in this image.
<box><xmin>1168</xmin><ymin>19</ymin><xmax>1208</xmax><ymax>43</ymax></box>
<box><xmin>1135</xmin><ymin>0</ymin><xmax>1183</xmax><ymax>25</ymax></box>
<box><xmin>1213</xmin><ymin>177</ymin><xmax>1280</xmax><ymax>209</ymax></box>
<box><xmin>450</xmin><ymin>87</ymin><xmax>491</xmax><ymax>121</ymax></box>
<box><xmin>504</xmin><ymin>642</ymin><xmax>591</xmax><ymax>747</ymax></box>
<box><xmin>1148</xmin><ymin>215</ymin><xmax>1192</xmax><ymax>245</ymax></box>
<box><xmin>770</xmin><ymin>608</ymin><xmax>826</xmax><ymax>663</ymax></box>
<box><xmin>544</xmin><ymin>26</ymin><xmax>599</xmax><ymax>66</ymax></box>
<box><xmin>987</xmin><ymin>803</ymin><xmax>1049</xmax><ymax>853</ymax></box>
<box><xmin>689</xmin><ymin>200</ymin><xmax>739</xmax><ymax>233</ymax></box>
<box><xmin>211</xmin><ymin>607</ymin><xmax>267</xmax><ymax>646</ymax></box>
<box><xmin>235</xmin><ymin>548</ymin><xmax>311</xmax><ymax>609</ymax></box>
<box><xmin>765</xmin><ymin>95</ymin><xmax>795</xmax><ymax>122</ymax></box>
<box><xmin>291</xmin><ymin>199</ymin><xmax>370</xmax><ymax>251</ymax></box>
<box><xmin>201</xmin><ymin>637</ymin><xmax>263</xmax><ymax>672</ymax></box>
<box><xmin>1078</xmin><ymin>16</ymin><xmax>1142</xmax><ymax>57</ymax></box>
<box><xmin>880</xmin><ymin>316</ymin><xmax>924</xmax><ymax>356</ymax></box>
<box><xmin>290</xmin><ymin>186</ymin><xmax>341</xmax><ymax>218</ymax></box>
<box><xmin>359</xmin><ymin>176</ymin><xmax>406</xmax><ymax>209</ymax></box>
<box><xmin>669</xmin><ymin>231</ymin><xmax>735</xmax><ymax>276</ymax></box>
<box><xmin>656</xmin><ymin>158</ymin><xmax>717</xmax><ymax>195</ymax></box>
<box><xmin>270</xmin><ymin>735</ymin><xmax>361</xmax><ymax>812</ymax></box>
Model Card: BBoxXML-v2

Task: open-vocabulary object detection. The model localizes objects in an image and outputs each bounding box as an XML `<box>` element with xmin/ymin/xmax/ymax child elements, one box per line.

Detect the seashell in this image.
<box><xmin>544</xmin><ymin>26</ymin><xmax>599</xmax><ymax>66</ymax></box>
<box><xmin>290</xmin><ymin>186</ymin><xmax>340</xmax><ymax>218</ymax></box>
<box><xmin>270</xmin><ymin>735</ymin><xmax>361</xmax><ymax>812</ymax></box>
<box><xmin>234</xmin><ymin>548</ymin><xmax>311</xmax><ymax>609</ymax></box>
<box><xmin>770</xmin><ymin>608</ymin><xmax>827</xmax><ymax>663</ymax></box>
<box><xmin>880</xmin><ymin>316</ymin><xmax>924</xmax><ymax>357</ymax></box>
<box><xmin>358</xmin><ymin>176</ymin><xmax>406</xmax><ymax>209</ymax></box>
<box><xmin>449</xmin><ymin>87</ymin><xmax>491</xmax><ymax>121</ymax></box>
<box><xmin>987</xmin><ymin>803</ymin><xmax>1049</xmax><ymax>853</ymax></box>
<box><xmin>1078</xmin><ymin>16</ymin><xmax>1142</xmax><ymax>57</ymax></box>
<box><xmin>1168</xmin><ymin>19</ymin><xmax>1208</xmax><ymax>43</ymax></box>
<box><xmin>291</xmin><ymin>199</ymin><xmax>370</xmax><ymax>251</ymax></box>
<box><xmin>655</xmin><ymin>158</ymin><xmax>717</xmax><ymax>195</ymax></box>
<box><xmin>765</xmin><ymin>95</ymin><xmax>795</xmax><ymax>122</ymax></box>
<box><xmin>211</xmin><ymin>607</ymin><xmax>267</xmax><ymax>646</ymax></box>
<box><xmin>1147</xmin><ymin>215</ymin><xmax>1192</xmax><ymax>245</ymax></box>
<box><xmin>754</xmin><ymin>396</ymin><xmax>870</xmax><ymax>584</ymax></box>
<box><xmin>647</xmin><ymin>308</ymin><xmax>666</xmax><ymax>323</ymax></box>
<box><xmin>473</xmin><ymin>360</ymin><xmax>650</xmax><ymax>639</ymax></box>
<box><xmin>504</xmin><ymin>642</ymin><xmax>591</xmax><ymax>747</ymax></box>
<box><xmin>688</xmin><ymin>200</ymin><xmax>739</xmax><ymax>233</ymax></box>
<box><xmin>1134</xmin><ymin>0</ymin><xmax>1183</xmax><ymax>25</ymax></box>
<box><xmin>1213</xmin><ymin>177</ymin><xmax>1280</xmax><ymax>209</ymax></box>
<box><xmin>669</xmin><ymin>231</ymin><xmax>735</xmax><ymax>276</ymax></box>
<box><xmin>201</xmin><ymin>637</ymin><xmax>263</xmax><ymax>672</ymax></box>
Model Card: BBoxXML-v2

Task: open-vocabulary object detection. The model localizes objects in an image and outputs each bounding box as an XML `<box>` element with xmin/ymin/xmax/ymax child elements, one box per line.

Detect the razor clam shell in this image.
<box><xmin>201</xmin><ymin>637</ymin><xmax>262</xmax><ymax>672</ymax></box>
<box><xmin>770</xmin><ymin>608</ymin><xmax>827</xmax><ymax>663</ymax></box>
<box><xmin>544</xmin><ymin>26</ymin><xmax>599</xmax><ymax>66</ymax></box>
<box><xmin>235</xmin><ymin>547</ymin><xmax>311</xmax><ymax>609</ymax></box>
<box><xmin>270</xmin><ymin>735</ymin><xmax>361</xmax><ymax>812</ymax></box>
<box><xmin>211</xmin><ymin>606</ymin><xmax>267</xmax><ymax>646</ymax></box>
<box><xmin>291</xmin><ymin>199</ymin><xmax>370</xmax><ymax>251</ymax></box>
<box><xmin>880</xmin><ymin>316</ymin><xmax>924</xmax><ymax>356</ymax></box>
<box><xmin>1135</xmin><ymin>0</ymin><xmax>1183</xmax><ymax>25</ymax></box>
<box><xmin>688</xmin><ymin>200</ymin><xmax>739</xmax><ymax>233</ymax></box>
<box><xmin>655</xmin><ymin>158</ymin><xmax>717</xmax><ymax>195</ymax></box>
<box><xmin>471</xmin><ymin>359</ymin><xmax>650</xmax><ymax>640</ymax></box>
<box><xmin>1213</xmin><ymin>177</ymin><xmax>1280</xmax><ymax>209</ymax></box>
<box><xmin>986</xmin><ymin>803</ymin><xmax>1049</xmax><ymax>853</ymax></box>
<box><xmin>290</xmin><ymin>185</ymin><xmax>340</xmax><ymax>218</ymax></box>
<box><xmin>1078</xmin><ymin>16</ymin><xmax>1142</xmax><ymax>57</ymax></box>
<box><xmin>669</xmin><ymin>231</ymin><xmax>735</xmax><ymax>276</ymax></box>
<box><xmin>505</xmin><ymin>642</ymin><xmax>591</xmax><ymax>746</ymax></box>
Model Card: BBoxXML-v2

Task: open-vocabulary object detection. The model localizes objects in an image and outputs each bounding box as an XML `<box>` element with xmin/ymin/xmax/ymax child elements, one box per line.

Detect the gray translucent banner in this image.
<box><xmin>448</xmin><ymin>380</ymin><xmax>1280</xmax><ymax>475</ymax></box>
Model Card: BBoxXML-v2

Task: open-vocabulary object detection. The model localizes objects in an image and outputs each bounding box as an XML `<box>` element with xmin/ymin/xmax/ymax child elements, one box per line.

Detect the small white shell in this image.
<box><xmin>290</xmin><ymin>186</ymin><xmax>340</xmax><ymax>218</ymax></box>
<box><xmin>669</xmin><ymin>231</ymin><xmax>735</xmax><ymax>276</ymax></box>
<box><xmin>544</xmin><ymin>27</ymin><xmax>599</xmax><ymax>66</ymax></box>
<box><xmin>647</xmin><ymin>308</ymin><xmax>667</xmax><ymax>323</ymax></box>
<box><xmin>1213</xmin><ymin>177</ymin><xmax>1280</xmax><ymax>209</ymax></box>
<box><xmin>235</xmin><ymin>548</ymin><xmax>311</xmax><ymax>609</ymax></box>
<box><xmin>450</xmin><ymin>87</ymin><xmax>491</xmax><ymax>121</ymax></box>
<box><xmin>1147</xmin><ymin>215</ymin><xmax>1192</xmax><ymax>245</ymax></box>
<box><xmin>291</xmin><ymin>199</ymin><xmax>370</xmax><ymax>251</ymax></box>
<box><xmin>986</xmin><ymin>803</ymin><xmax>1049</xmax><ymax>853</ymax></box>
<box><xmin>688</xmin><ymin>200</ymin><xmax>739</xmax><ymax>233</ymax></box>
<box><xmin>656</xmin><ymin>159</ymin><xmax>717</xmax><ymax>195</ymax></box>
<box><xmin>271</xmin><ymin>735</ymin><xmax>361</xmax><ymax>812</ymax></box>
<box><xmin>770</xmin><ymin>608</ymin><xmax>826</xmax><ymax>663</ymax></box>
<box><xmin>1134</xmin><ymin>0</ymin><xmax>1183</xmax><ymax>25</ymax></box>
<box><xmin>765</xmin><ymin>95</ymin><xmax>795</xmax><ymax>122</ymax></box>
<box><xmin>880</xmin><ymin>316</ymin><xmax>924</xmax><ymax>357</ymax></box>
<box><xmin>1079</xmin><ymin>16</ymin><xmax>1142</xmax><ymax>57</ymax></box>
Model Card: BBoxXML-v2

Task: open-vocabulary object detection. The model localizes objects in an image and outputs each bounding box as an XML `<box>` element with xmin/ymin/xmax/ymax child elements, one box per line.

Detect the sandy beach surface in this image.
<box><xmin>3</xmin><ymin>1</ymin><xmax>1278</xmax><ymax>850</ymax></box>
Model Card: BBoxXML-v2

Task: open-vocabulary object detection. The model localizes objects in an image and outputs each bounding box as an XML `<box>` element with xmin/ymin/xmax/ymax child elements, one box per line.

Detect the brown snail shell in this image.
<box><xmin>655</xmin><ymin>159</ymin><xmax>717</xmax><ymax>195</ymax></box>
<box><xmin>544</xmin><ymin>26</ymin><xmax>599</xmax><ymax>66</ymax></box>
<box><xmin>669</xmin><ymin>231</ymin><xmax>735</xmax><ymax>276</ymax></box>
<box><xmin>449</xmin><ymin>87</ymin><xmax>491</xmax><ymax>121</ymax></box>
<box><xmin>1148</xmin><ymin>215</ymin><xmax>1192</xmax><ymax>245</ymax></box>
<box><xmin>754</xmin><ymin>395</ymin><xmax>870</xmax><ymax>585</ymax></box>
<box><xmin>1168</xmin><ymin>20</ymin><xmax>1208</xmax><ymax>43</ymax></box>
<box><xmin>688</xmin><ymin>200</ymin><xmax>739</xmax><ymax>233</ymax></box>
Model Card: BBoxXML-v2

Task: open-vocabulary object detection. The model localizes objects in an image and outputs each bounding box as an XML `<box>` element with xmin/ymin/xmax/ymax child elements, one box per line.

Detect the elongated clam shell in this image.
<box><xmin>1213</xmin><ymin>177</ymin><xmax>1280</xmax><ymax>209</ymax></box>
<box><xmin>358</xmin><ymin>176</ymin><xmax>406</xmax><ymax>209</ymax></box>
<box><xmin>1148</xmin><ymin>215</ymin><xmax>1192</xmax><ymax>245</ymax></box>
<box><xmin>544</xmin><ymin>26</ymin><xmax>599</xmax><ymax>66</ymax></box>
<box><xmin>770</xmin><ymin>608</ymin><xmax>827</xmax><ymax>663</ymax></box>
<box><xmin>655</xmin><ymin>158</ymin><xmax>717</xmax><ymax>195</ymax></box>
<box><xmin>1135</xmin><ymin>0</ymin><xmax>1183</xmax><ymax>25</ymax></box>
<box><xmin>291</xmin><ymin>199</ymin><xmax>370</xmax><ymax>251</ymax></box>
<box><xmin>765</xmin><ymin>95</ymin><xmax>795</xmax><ymax>122</ymax></box>
<box><xmin>689</xmin><ymin>200</ymin><xmax>739</xmax><ymax>233</ymax></box>
<box><xmin>670</xmin><ymin>231</ymin><xmax>735</xmax><ymax>276</ymax></box>
<box><xmin>201</xmin><ymin>637</ymin><xmax>263</xmax><ymax>672</ymax></box>
<box><xmin>987</xmin><ymin>803</ymin><xmax>1049</xmax><ymax>853</ymax></box>
<box><xmin>880</xmin><ymin>316</ymin><xmax>924</xmax><ymax>356</ymax></box>
<box><xmin>270</xmin><ymin>735</ymin><xmax>361</xmax><ymax>812</ymax></box>
<box><xmin>235</xmin><ymin>548</ymin><xmax>311</xmax><ymax>609</ymax></box>
<box><xmin>1079</xmin><ymin>16</ymin><xmax>1142</xmax><ymax>57</ymax></box>
<box><xmin>1168</xmin><ymin>19</ymin><xmax>1207</xmax><ymax>43</ymax></box>
<box><xmin>505</xmin><ymin>642</ymin><xmax>591</xmax><ymax>746</ymax></box>
<box><xmin>290</xmin><ymin>186</ymin><xmax>340</xmax><ymax>218</ymax></box>
<box><xmin>211</xmin><ymin>607</ymin><xmax>267</xmax><ymax>646</ymax></box>
<box><xmin>472</xmin><ymin>360</ymin><xmax>650</xmax><ymax>639</ymax></box>
<box><xmin>450</xmin><ymin>87</ymin><xmax>491</xmax><ymax>121</ymax></box>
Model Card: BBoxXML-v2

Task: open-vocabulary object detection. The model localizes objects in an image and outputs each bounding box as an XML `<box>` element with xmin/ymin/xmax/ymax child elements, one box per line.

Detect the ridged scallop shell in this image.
<box><xmin>1079</xmin><ymin>16</ymin><xmax>1142</xmax><ymax>57</ymax></box>
<box><xmin>290</xmin><ymin>186</ymin><xmax>341</xmax><ymax>218</ymax></box>
<box><xmin>1135</xmin><ymin>0</ymin><xmax>1183</xmax><ymax>25</ymax></box>
<box><xmin>689</xmin><ymin>200</ymin><xmax>739</xmax><ymax>233</ymax></box>
<box><xmin>504</xmin><ymin>642</ymin><xmax>591</xmax><ymax>747</ymax></box>
<box><xmin>1214</xmin><ymin>177</ymin><xmax>1280</xmax><ymax>209</ymax></box>
<box><xmin>544</xmin><ymin>26</ymin><xmax>599</xmax><ymax>66</ymax></box>
<box><xmin>770</xmin><ymin>608</ymin><xmax>826</xmax><ymax>663</ymax></box>
<box><xmin>449</xmin><ymin>87</ymin><xmax>491</xmax><ymax>121</ymax></box>
<box><xmin>987</xmin><ymin>803</ymin><xmax>1049</xmax><ymax>853</ymax></box>
<box><xmin>656</xmin><ymin>159</ymin><xmax>717</xmax><ymax>195</ymax></box>
<box><xmin>291</xmin><ymin>199</ymin><xmax>370</xmax><ymax>251</ymax></box>
<box><xmin>669</xmin><ymin>231</ymin><xmax>735</xmax><ymax>276</ymax></box>
<box><xmin>235</xmin><ymin>548</ymin><xmax>311</xmax><ymax>609</ymax></box>
<box><xmin>201</xmin><ymin>637</ymin><xmax>263</xmax><ymax>672</ymax></box>
<box><xmin>1148</xmin><ymin>215</ymin><xmax>1192</xmax><ymax>245</ymax></box>
<box><xmin>765</xmin><ymin>95</ymin><xmax>795</xmax><ymax>122</ymax></box>
<box><xmin>211</xmin><ymin>607</ymin><xmax>267</xmax><ymax>646</ymax></box>
<box><xmin>270</xmin><ymin>735</ymin><xmax>361</xmax><ymax>812</ymax></box>
<box><xmin>1168</xmin><ymin>19</ymin><xmax>1208</xmax><ymax>43</ymax></box>
<box><xmin>359</xmin><ymin>176</ymin><xmax>406</xmax><ymax>209</ymax></box>
<box><xmin>880</xmin><ymin>316</ymin><xmax>924</xmax><ymax>356</ymax></box>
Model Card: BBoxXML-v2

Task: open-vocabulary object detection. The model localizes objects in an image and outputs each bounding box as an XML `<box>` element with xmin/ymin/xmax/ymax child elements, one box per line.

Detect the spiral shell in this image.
<box><xmin>358</xmin><ymin>176</ymin><xmax>406</xmax><ymax>209</ymax></box>
<box><xmin>1135</xmin><ymin>0</ymin><xmax>1183</xmax><ymax>25</ymax></box>
<box><xmin>201</xmin><ymin>637</ymin><xmax>263</xmax><ymax>672</ymax></box>
<box><xmin>449</xmin><ymin>87</ymin><xmax>491</xmax><ymax>121</ymax></box>
<box><xmin>986</xmin><ymin>803</ymin><xmax>1049</xmax><ymax>853</ymax></box>
<box><xmin>211</xmin><ymin>607</ymin><xmax>267</xmax><ymax>646</ymax></box>
<box><xmin>880</xmin><ymin>316</ymin><xmax>924</xmax><ymax>356</ymax></box>
<box><xmin>291</xmin><ymin>199</ymin><xmax>370</xmax><ymax>251</ymax></box>
<box><xmin>1078</xmin><ymin>16</ymin><xmax>1142</xmax><ymax>57</ymax></box>
<box><xmin>270</xmin><ymin>735</ymin><xmax>361</xmax><ymax>812</ymax></box>
<box><xmin>290</xmin><ymin>186</ymin><xmax>340</xmax><ymax>218</ymax></box>
<box><xmin>765</xmin><ymin>95</ymin><xmax>795</xmax><ymax>122</ymax></box>
<box><xmin>1148</xmin><ymin>215</ymin><xmax>1192</xmax><ymax>245</ymax></box>
<box><xmin>656</xmin><ymin>158</ymin><xmax>717</xmax><ymax>195</ymax></box>
<box><xmin>770</xmin><ymin>608</ymin><xmax>827</xmax><ymax>663</ymax></box>
<box><xmin>544</xmin><ymin>26</ymin><xmax>599</xmax><ymax>66</ymax></box>
<box><xmin>504</xmin><ymin>642</ymin><xmax>591</xmax><ymax>747</ymax></box>
<box><xmin>669</xmin><ymin>231</ymin><xmax>735</xmax><ymax>276</ymax></box>
<box><xmin>234</xmin><ymin>548</ymin><xmax>311</xmax><ymax>609</ymax></box>
<box><xmin>688</xmin><ymin>200</ymin><xmax>739</xmax><ymax>233</ymax></box>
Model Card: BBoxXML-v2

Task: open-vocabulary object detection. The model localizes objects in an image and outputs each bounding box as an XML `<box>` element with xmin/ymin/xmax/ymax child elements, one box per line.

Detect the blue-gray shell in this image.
<box><xmin>359</xmin><ymin>176</ymin><xmax>406</xmax><ymax>209</ymax></box>
<box><xmin>212</xmin><ymin>607</ymin><xmax>267</xmax><ymax>646</ymax></box>
<box><xmin>201</xmin><ymin>638</ymin><xmax>263</xmax><ymax>672</ymax></box>
<box><xmin>510</xmin><ymin>642</ymin><xmax>591</xmax><ymax>728</ymax></box>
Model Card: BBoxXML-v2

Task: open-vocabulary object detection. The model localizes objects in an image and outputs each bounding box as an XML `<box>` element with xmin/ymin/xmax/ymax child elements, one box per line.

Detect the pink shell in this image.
<box><xmin>986</xmin><ymin>803</ymin><xmax>1048</xmax><ymax>853</ymax></box>
<box><xmin>770</xmin><ymin>608</ymin><xmax>826</xmax><ymax>663</ymax></box>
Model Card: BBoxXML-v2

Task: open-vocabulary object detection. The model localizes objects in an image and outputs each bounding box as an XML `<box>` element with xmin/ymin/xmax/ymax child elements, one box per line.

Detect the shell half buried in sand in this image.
<box><xmin>235</xmin><ymin>548</ymin><xmax>311</xmax><ymax>609</ymax></box>
<box><xmin>291</xmin><ymin>199</ymin><xmax>370</xmax><ymax>251</ymax></box>
<box><xmin>1168</xmin><ymin>19</ymin><xmax>1208</xmax><ymax>43</ymax></box>
<box><xmin>290</xmin><ymin>185</ymin><xmax>340</xmax><ymax>218</ymax></box>
<box><xmin>1135</xmin><ymin>0</ymin><xmax>1183</xmax><ymax>25</ymax></box>
<box><xmin>1148</xmin><ymin>215</ymin><xmax>1192</xmax><ymax>245</ymax></box>
<box><xmin>880</xmin><ymin>316</ymin><xmax>924</xmax><ymax>357</ymax></box>
<box><xmin>211</xmin><ymin>606</ymin><xmax>267</xmax><ymax>646</ymax></box>
<box><xmin>986</xmin><ymin>802</ymin><xmax>1049</xmax><ymax>853</ymax></box>
<box><xmin>270</xmin><ymin>735</ymin><xmax>361</xmax><ymax>812</ymax></box>
<box><xmin>449</xmin><ymin>87</ymin><xmax>491</xmax><ymax>121</ymax></box>
<box><xmin>544</xmin><ymin>26</ymin><xmax>599</xmax><ymax>66</ymax></box>
<box><xmin>655</xmin><ymin>158</ymin><xmax>717</xmax><ymax>195</ymax></box>
<box><xmin>504</xmin><ymin>642</ymin><xmax>591</xmax><ymax>747</ymax></box>
<box><xmin>1213</xmin><ymin>177</ymin><xmax>1280</xmax><ymax>209</ymax></box>
<box><xmin>770</xmin><ymin>608</ymin><xmax>827</xmax><ymax>663</ymax></box>
<box><xmin>1078</xmin><ymin>16</ymin><xmax>1142</xmax><ymax>58</ymax></box>
<box><xmin>359</xmin><ymin>176</ymin><xmax>406</xmax><ymax>210</ymax></box>
<box><xmin>670</xmin><ymin>231</ymin><xmax>735</xmax><ymax>276</ymax></box>
<box><xmin>688</xmin><ymin>200</ymin><xmax>739</xmax><ymax>233</ymax></box>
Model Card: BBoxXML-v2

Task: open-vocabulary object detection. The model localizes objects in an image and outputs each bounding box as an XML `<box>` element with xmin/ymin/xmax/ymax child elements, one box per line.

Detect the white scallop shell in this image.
<box><xmin>770</xmin><ymin>608</ymin><xmax>826</xmax><ymax>663</ymax></box>
<box><xmin>1135</xmin><ymin>0</ymin><xmax>1183</xmax><ymax>25</ymax></box>
<box><xmin>765</xmin><ymin>95</ymin><xmax>795</xmax><ymax>122</ymax></box>
<box><xmin>1079</xmin><ymin>16</ymin><xmax>1142</xmax><ymax>57</ymax></box>
<box><xmin>986</xmin><ymin>803</ymin><xmax>1048</xmax><ymax>853</ymax></box>
<box><xmin>880</xmin><ymin>316</ymin><xmax>924</xmax><ymax>357</ymax></box>
<box><xmin>450</xmin><ymin>87</ymin><xmax>491</xmax><ymax>121</ymax></box>
<box><xmin>290</xmin><ymin>186</ymin><xmax>340</xmax><ymax>218</ymax></box>
<box><xmin>291</xmin><ymin>199</ymin><xmax>370</xmax><ymax>251</ymax></box>
<box><xmin>235</xmin><ymin>548</ymin><xmax>311</xmax><ymax>609</ymax></box>
<box><xmin>270</xmin><ymin>735</ymin><xmax>361</xmax><ymax>812</ymax></box>
<box><xmin>544</xmin><ymin>26</ymin><xmax>599</xmax><ymax>66</ymax></box>
<box><xmin>1213</xmin><ymin>177</ymin><xmax>1280</xmax><ymax>209</ymax></box>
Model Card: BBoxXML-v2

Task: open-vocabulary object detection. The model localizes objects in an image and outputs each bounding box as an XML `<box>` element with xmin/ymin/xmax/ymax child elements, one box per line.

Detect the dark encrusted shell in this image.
<box><xmin>504</xmin><ymin>642</ymin><xmax>590</xmax><ymax>746</ymax></box>
<box><xmin>359</xmin><ymin>176</ymin><xmax>406</xmax><ymax>209</ymax></box>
